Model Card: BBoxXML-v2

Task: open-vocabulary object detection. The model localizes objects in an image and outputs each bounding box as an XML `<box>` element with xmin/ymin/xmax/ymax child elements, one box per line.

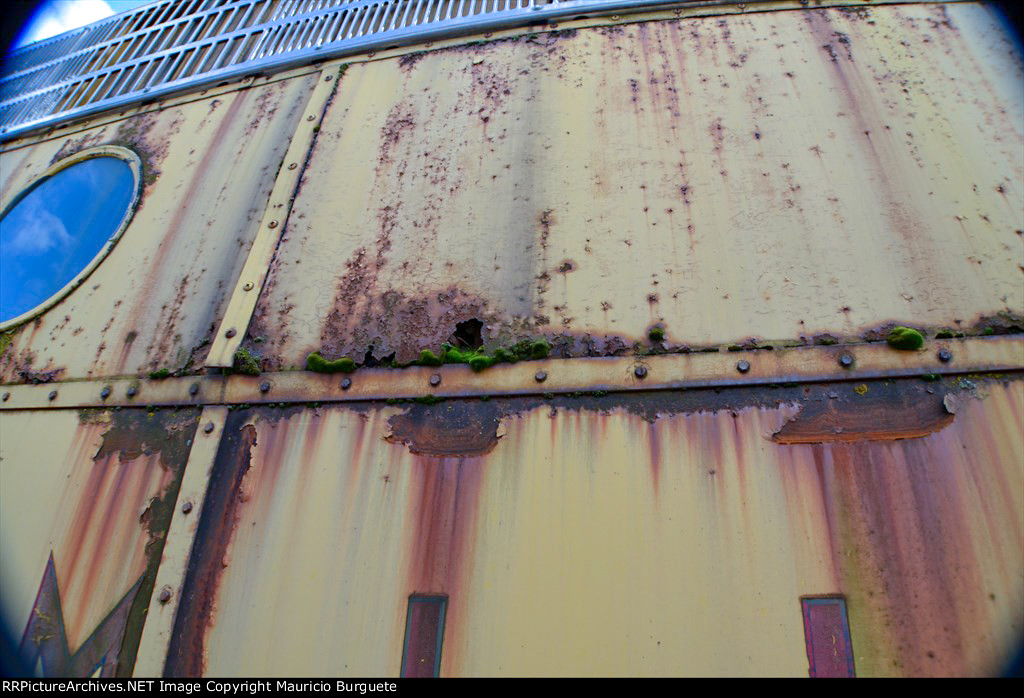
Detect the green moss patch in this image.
<box><xmin>232</xmin><ymin>348</ymin><xmax>262</xmax><ymax>376</ymax></box>
<box><xmin>887</xmin><ymin>327</ymin><xmax>924</xmax><ymax>350</ymax></box>
<box><xmin>307</xmin><ymin>352</ymin><xmax>356</xmax><ymax>374</ymax></box>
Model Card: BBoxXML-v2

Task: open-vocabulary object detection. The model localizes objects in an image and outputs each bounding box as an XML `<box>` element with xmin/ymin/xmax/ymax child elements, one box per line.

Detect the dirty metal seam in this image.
<box><xmin>204</xmin><ymin>61</ymin><xmax>345</xmax><ymax>369</ymax></box>
<box><xmin>2</xmin><ymin>337</ymin><xmax>1020</xmax><ymax>410</ymax></box>
<box><xmin>0</xmin><ymin>65</ymin><xmax>324</xmax><ymax>156</ymax></box>
<box><xmin>132</xmin><ymin>405</ymin><xmax>229</xmax><ymax>678</ymax></box>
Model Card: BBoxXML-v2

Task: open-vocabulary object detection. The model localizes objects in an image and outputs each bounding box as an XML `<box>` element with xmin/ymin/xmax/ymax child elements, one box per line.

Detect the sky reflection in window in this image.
<box><xmin>1</xmin><ymin>156</ymin><xmax>135</xmax><ymax>323</ymax></box>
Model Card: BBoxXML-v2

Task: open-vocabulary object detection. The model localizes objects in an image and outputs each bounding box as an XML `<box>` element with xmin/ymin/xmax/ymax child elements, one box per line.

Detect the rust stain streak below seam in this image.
<box><xmin>163</xmin><ymin>413</ymin><xmax>257</xmax><ymax>678</ymax></box>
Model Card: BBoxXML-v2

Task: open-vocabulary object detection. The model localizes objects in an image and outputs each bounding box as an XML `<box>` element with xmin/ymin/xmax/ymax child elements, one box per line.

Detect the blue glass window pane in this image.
<box><xmin>1</xmin><ymin>156</ymin><xmax>135</xmax><ymax>323</ymax></box>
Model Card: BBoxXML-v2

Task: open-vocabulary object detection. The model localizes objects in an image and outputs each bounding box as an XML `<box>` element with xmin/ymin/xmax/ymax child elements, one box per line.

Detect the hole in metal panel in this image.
<box><xmin>801</xmin><ymin>597</ymin><xmax>856</xmax><ymax>678</ymax></box>
<box><xmin>450</xmin><ymin>318</ymin><xmax>484</xmax><ymax>350</ymax></box>
<box><xmin>401</xmin><ymin>594</ymin><xmax>447</xmax><ymax>678</ymax></box>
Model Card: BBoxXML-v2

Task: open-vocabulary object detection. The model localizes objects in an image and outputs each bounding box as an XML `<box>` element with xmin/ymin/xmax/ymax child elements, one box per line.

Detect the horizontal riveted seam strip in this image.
<box><xmin>1</xmin><ymin>336</ymin><xmax>1019</xmax><ymax>410</ymax></box>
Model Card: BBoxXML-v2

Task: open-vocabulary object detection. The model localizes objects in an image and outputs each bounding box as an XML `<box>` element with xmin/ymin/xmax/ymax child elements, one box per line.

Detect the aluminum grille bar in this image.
<box><xmin>1</xmin><ymin>0</ymin><xmax>696</xmax><ymax>140</ymax></box>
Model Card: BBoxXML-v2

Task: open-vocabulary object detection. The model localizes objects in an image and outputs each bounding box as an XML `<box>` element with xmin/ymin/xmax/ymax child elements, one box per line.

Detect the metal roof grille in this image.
<box><xmin>1</xmin><ymin>0</ymin><xmax>690</xmax><ymax>140</ymax></box>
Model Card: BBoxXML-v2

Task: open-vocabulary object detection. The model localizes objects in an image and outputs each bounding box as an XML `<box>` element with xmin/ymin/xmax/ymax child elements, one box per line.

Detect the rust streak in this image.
<box><xmin>164</xmin><ymin>413</ymin><xmax>257</xmax><ymax>678</ymax></box>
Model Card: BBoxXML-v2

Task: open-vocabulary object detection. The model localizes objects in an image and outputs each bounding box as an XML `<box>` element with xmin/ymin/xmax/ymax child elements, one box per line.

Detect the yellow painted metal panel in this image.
<box><xmin>0</xmin><ymin>73</ymin><xmax>317</xmax><ymax>383</ymax></box>
<box><xmin>0</xmin><ymin>407</ymin><xmax>199</xmax><ymax>674</ymax></box>
<box><xmin>175</xmin><ymin>378</ymin><xmax>1023</xmax><ymax>677</ymax></box>
<box><xmin>247</xmin><ymin>3</ymin><xmax>1022</xmax><ymax>370</ymax></box>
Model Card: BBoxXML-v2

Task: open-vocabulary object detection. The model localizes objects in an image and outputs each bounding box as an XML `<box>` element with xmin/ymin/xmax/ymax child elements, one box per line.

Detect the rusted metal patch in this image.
<box><xmin>401</xmin><ymin>595</ymin><xmax>448</xmax><ymax>678</ymax></box>
<box><xmin>801</xmin><ymin>597</ymin><xmax>856</xmax><ymax>678</ymax></box>
<box><xmin>772</xmin><ymin>381</ymin><xmax>955</xmax><ymax>444</ymax></box>
<box><xmin>163</xmin><ymin>411</ymin><xmax>257</xmax><ymax>678</ymax></box>
<box><xmin>386</xmin><ymin>401</ymin><xmax>500</xmax><ymax>457</ymax></box>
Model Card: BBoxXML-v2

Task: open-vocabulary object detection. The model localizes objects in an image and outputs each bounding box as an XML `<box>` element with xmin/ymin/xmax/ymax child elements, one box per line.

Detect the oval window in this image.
<box><xmin>0</xmin><ymin>147</ymin><xmax>140</xmax><ymax>327</ymax></box>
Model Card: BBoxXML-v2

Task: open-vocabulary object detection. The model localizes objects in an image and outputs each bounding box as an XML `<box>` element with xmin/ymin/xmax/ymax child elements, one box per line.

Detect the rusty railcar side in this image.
<box><xmin>1</xmin><ymin>0</ymin><xmax>1022</xmax><ymax>678</ymax></box>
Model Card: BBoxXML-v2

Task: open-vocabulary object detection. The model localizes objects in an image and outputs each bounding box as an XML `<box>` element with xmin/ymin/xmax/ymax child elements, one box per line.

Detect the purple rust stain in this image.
<box><xmin>20</xmin><ymin>553</ymin><xmax>144</xmax><ymax>678</ymax></box>
<box><xmin>401</xmin><ymin>595</ymin><xmax>447</xmax><ymax>677</ymax></box>
<box><xmin>802</xmin><ymin>597</ymin><xmax>856</xmax><ymax>678</ymax></box>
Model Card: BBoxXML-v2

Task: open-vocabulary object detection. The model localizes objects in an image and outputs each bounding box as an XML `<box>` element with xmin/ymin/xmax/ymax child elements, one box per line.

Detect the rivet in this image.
<box><xmin>243</xmin><ymin>282</ymin><xmax>254</xmax><ymax>291</ymax></box>
<box><xmin>341</xmin><ymin>378</ymin><xmax>352</xmax><ymax>390</ymax></box>
<box><xmin>157</xmin><ymin>587</ymin><xmax>172</xmax><ymax>604</ymax></box>
<box><xmin>260</xmin><ymin>381</ymin><xmax>271</xmax><ymax>393</ymax></box>
<box><xmin>839</xmin><ymin>354</ymin><xmax>854</xmax><ymax>368</ymax></box>
<box><xmin>736</xmin><ymin>360</ymin><xmax>751</xmax><ymax>374</ymax></box>
<box><xmin>938</xmin><ymin>348</ymin><xmax>953</xmax><ymax>363</ymax></box>
<box><xmin>100</xmin><ymin>386</ymin><xmax>111</xmax><ymax>399</ymax></box>
<box><xmin>306</xmin><ymin>114</ymin><xmax>316</xmax><ymax>121</ymax></box>
<box><xmin>1</xmin><ymin>392</ymin><xmax>9</xmax><ymax>402</ymax></box>
<box><xmin>324</xmin><ymin>74</ymin><xmax>333</xmax><ymax>81</ymax></box>
<box><xmin>268</xmin><ymin>220</ymin><xmax>279</xmax><ymax>229</ymax></box>
<box><xmin>288</xmin><ymin>162</ymin><xmax>297</xmax><ymax>170</ymax></box>
<box><xmin>635</xmin><ymin>365</ymin><xmax>648</xmax><ymax>379</ymax></box>
<box><xmin>181</xmin><ymin>501</ymin><xmax>193</xmax><ymax>514</ymax></box>
<box><xmin>204</xmin><ymin>422</ymin><xmax>215</xmax><ymax>434</ymax></box>
<box><xmin>225</xmin><ymin>328</ymin><xmax>236</xmax><ymax>338</ymax></box>
<box><xmin>126</xmin><ymin>386</ymin><xmax>138</xmax><ymax>398</ymax></box>
<box><xmin>48</xmin><ymin>390</ymin><xmax>58</xmax><ymax>401</ymax></box>
<box><xmin>189</xmin><ymin>383</ymin><xmax>199</xmax><ymax>396</ymax></box>
<box><xmin>429</xmin><ymin>374</ymin><xmax>441</xmax><ymax>387</ymax></box>
<box><xmin>535</xmin><ymin>370</ymin><xmax>547</xmax><ymax>383</ymax></box>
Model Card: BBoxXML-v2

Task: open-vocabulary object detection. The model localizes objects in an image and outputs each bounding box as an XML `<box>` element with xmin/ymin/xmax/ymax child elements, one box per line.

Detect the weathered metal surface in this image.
<box><xmin>206</xmin><ymin>63</ymin><xmax>344</xmax><ymax>368</ymax></box>
<box><xmin>1</xmin><ymin>335</ymin><xmax>1019</xmax><ymax>411</ymax></box>
<box><xmin>1</xmin><ymin>0</ymin><xmax>729</xmax><ymax>141</ymax></box>
<box><xmin>0</xmin><ymin>407</ymin><xmax>200</xmax><ymax>676</ymax></box>
<box><xmin>0</xmin><ymin>72</ymin><xmax>317</xmax><ymax>384</ymax></box>
<box><xmin>134</xmin><ymin>406</ymin><xmax>230</xmax><ymax>678</ymax></box>
<box><xmin>242</xmin><ymin>3</ymin><xmax>1022</xmax><ymax>371</ymax></box>
<box><xmin>163</xmin><ymin>376</ymin><xmax>1022</xmax><ymax>676</ymax></box>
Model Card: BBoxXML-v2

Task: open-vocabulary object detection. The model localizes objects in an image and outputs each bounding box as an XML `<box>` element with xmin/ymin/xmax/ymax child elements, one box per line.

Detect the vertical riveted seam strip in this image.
<box><xmin>133</xmin><ymin>406</ymin><xmax>230</xmax><ymax>677</ymax></box>
<box><xmin>204</xmin><ymin>60</ymin><xmax>344</xmax><ymax>368</ymax></box>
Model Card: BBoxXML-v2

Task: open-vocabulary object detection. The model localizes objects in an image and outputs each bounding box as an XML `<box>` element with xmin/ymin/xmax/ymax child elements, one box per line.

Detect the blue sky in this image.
<box><xmin>16</xmin><ymin>0</ymin><xmax>157</xmax><ymax>47</ymax></box>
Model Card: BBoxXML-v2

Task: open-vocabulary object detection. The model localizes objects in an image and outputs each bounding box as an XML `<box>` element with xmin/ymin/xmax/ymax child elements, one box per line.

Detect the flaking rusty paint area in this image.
<box><xmin>0</xmin><ymin>73</ymin><xmax>317</xmax><ymax>383</ymax></box>
<box><xmin>0</xmin><ymin>407</ymin><xmax>199</xmax><ymax>676</ymax></box>
<box><xmin>772</xmin><ymin>379</ymin><xmax>955</xmax><ymax>443</ymax></box>
<box><xmin>251</xmin><ymin>4</ymin><xmax>1023</xmax><ymax>369</ymax></box>
<box><xmin>386</xmin><ymin>400</ymin><xmax>500</xmax><ymax>456</ymax></box>
<box><xmin>165</xmin><ymin>376</ymin><xmax>1021</xmax><ymax>676</ymax></box>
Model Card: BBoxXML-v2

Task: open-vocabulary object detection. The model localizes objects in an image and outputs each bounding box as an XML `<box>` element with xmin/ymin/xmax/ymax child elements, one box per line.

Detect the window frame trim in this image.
<box><xmin>0</xmin><ymin>145</ymin><xmax>142</xmax><ymax>330</ymax></box>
